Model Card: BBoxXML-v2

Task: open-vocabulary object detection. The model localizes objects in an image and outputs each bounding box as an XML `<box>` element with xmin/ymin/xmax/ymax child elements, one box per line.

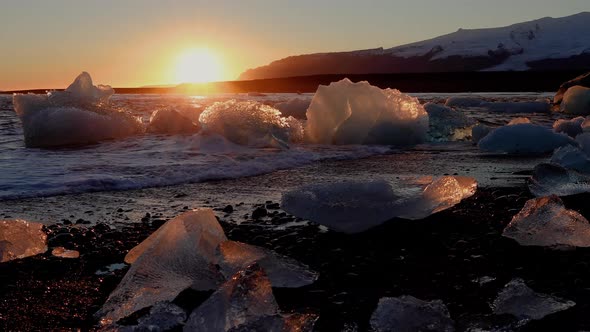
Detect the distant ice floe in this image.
<box><xmin>478</xmin><ymin>123</ymin><xmax>574</xmax><ymax>155</ymax></box>
<box><xmin>199</xmin><ymin>100</ymin><xmax>302</xmax><ymax>147</ymax></box>
<box><xmin>503</xmin><ymin>195</ymin><xmax>590</xmax><ymax>247</ymax></box>
<box><xmin>12</xmin><ymin>72</ymin><xmax>142</xmax><ymax>147</ymax></box>
<box><xmin>561</xmin><ymin>85</ymin><xmax>590</xmax><ymax>115</ymax></box>
<box><xmin>424</xmin><ymin>102</ymin><xmax>476</xmax><ymax>141</ymax></box>
<box><xmin>492</xmin><ymin>279</ymin><xmax>575</xmax><ymax>320</ymax></box>
<box><xmin>98</xmin><ymin>208</ymin><xmax>317</xmax><ymax>325</ymax></box>
<box><xmin>445</xmin><ymin>97</ymin><xmax>550</xmax><ymax>113</ymax></box>
<box><xmin>305</xmin><ymin>79</ymin><xmax>428</xmax><ymax>145</ymax></box>
<box><xmin>281</xmin><ymin>176</ymin><xmax>477</xmax><ymax>233</ymax></box>
<box><xmin>147</xmin><ymin>109</ymin><xmax>200</xmax><ymax>135</ymax></box>
<box><xmin>370</xmin><ymin>296</ymin><xmax>455</xmax><ymax>332</ymax></box>
<box><xmin>0</xmin><ymin>219</ymin><xmax>47</xmax><ymax>263</ymax></box>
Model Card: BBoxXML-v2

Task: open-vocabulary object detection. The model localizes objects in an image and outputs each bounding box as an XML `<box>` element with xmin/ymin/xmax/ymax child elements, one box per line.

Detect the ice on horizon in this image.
<box><xmin>305</xmin><ymin>79</ymin><xmax>428</xmax><ymax>145</ymax></box>
<box><xmin>0</xmin><ymin>219</ymin><xmax>47</xmax><ymax>263</ymax></box>
<box><xmin>281</xmin><ymin>176</ymin><xmax>477</xmax><ymax>233</ymax></box>
<box><xmin>503</xmin><ymin>195</ymin><xmax>590</xmax><ymax>247</ymax></box>
<box><xmin>12</xmin><ymin>72</ymin><xmax>142</xmax><ymax>147</ymax></box>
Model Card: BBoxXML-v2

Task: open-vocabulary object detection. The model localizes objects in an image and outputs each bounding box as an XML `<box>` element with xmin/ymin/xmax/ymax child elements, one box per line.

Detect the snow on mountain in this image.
<box><xmin>239</xmin><ymin>12</ymin><xmax>590</xmax><ymax>80</ymax></box>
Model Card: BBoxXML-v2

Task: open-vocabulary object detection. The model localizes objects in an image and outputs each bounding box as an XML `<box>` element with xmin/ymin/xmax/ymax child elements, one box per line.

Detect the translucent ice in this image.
<box><xmin>305</xmin><ymin>79</ymin><xmax>428</xmax><ymax>145</ymax></box>
<box><xmin>217</xmin><ymin>241</ymin><xmax>318</xmax><ymax>288</ymax></box>
<box><xmin>492</xmin><ymin>279</ymin><xmax>575</xmax><ymax>320</ymax></box>
<box><xmin>424</xmin><ymin>102</ymin><xmax>476</xmax><ymax>141</ymax></box>
<box><xmin>184</xmin><ymin>264</ymin><xmax>279</xmax><ymax>332</ymax></box>
<box><xmin>529</xmin><ymin>163</ymin><xmax>590</xmax><ymax>197</ymax></box>
<box><xmin>147</xmin><ymin>109</ymin><xmax>200</xmax><ymax>135</ymax></box>
<box><xmin>471</xmin><ymin>124</ymin><xmax>493</xmax><ymax>144</ymax></box>
<box><xmin>274</xmin><ymin>98</ymin><xmax>311</xmax><ymax>119</ymax></box>
<box><xmin>12</xmin><ymin>72</ymin><xmax>142</xmax><ymax>147</ymax></box>
<box><xmin>199</xmin><ymin>100</ymin><xmax>302</xmax><ymax>147</ymax></box>
<box><xmin>561</xmin><ymin>86</ymin><xmax>590</xmax><ymax>115</ymax></box>
<box><xmin>478</xmin><ymin>124</ymin><xmax>574</xmax><ymax>155</ymax></box>
<box><xmin>98</xmin><ymin>209</ymin><xmax>228</xmax><ymax>324</ymax></box>
<box><xmin>370</xmin><ymin>296</ymin><xmax>455</xmax><ymax>332</ymax></box>
<box><xmin>0</xmin><ymin>219</ymin><xmax>47</xmax><ymax>263</ymax></box>
<box><xmin>553</xmin><ymin>117</ymin><xmax>584</xmax><ymax>137</ymax></box>
<box><xmin>281</xmin><ymin>176</ymin><xmax>476</xmax><ymax>233</ymax></box>
<box><xmin>503</xmin><ymin>195</ymin><xmax>590</xmax><ymax>247</ymax></box>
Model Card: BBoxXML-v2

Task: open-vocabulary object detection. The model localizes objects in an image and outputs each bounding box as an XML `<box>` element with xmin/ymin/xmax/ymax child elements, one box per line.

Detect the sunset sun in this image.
<box><xmin>175</xmin><ymin>48</ymin><xmax>223</xmax><ymax>83</ymax></box>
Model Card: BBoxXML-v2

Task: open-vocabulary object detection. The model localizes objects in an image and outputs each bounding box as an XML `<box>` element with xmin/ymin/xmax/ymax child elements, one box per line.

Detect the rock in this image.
<box><xmin>51</xmin><ymin>247</ymin><xmax>80</xmax><ymax>259</ymax></box>
<box><xmin>0</xmin><ymin>219</ymin><xmax>47</xmax><ymax>263</ymax></box>
<box><xmin>370</xmin><ymin>295</ymin><xmax>455</xmax><ymax>332</ymax></box>
<box><xmin>503</xmin><ymin>195</ymin><xmax>590</xmax><ymax>247</ymax></box>
<box><xmin>222</xmin><ymin>205</ymin><xmax>234</xmax><ymax>213</ymax></box>
<box><xmin>492</xmin><ymin>279</ymin><xmax>575</xmax><ymax>320</ymax></box>
<box><xmin>252</xmin><ymin>207</ymin><xmax>268</xmax><ymax>219</ymax></box>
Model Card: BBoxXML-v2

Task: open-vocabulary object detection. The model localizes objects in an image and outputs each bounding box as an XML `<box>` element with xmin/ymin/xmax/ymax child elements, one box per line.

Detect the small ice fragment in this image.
<box><xmin>478</xmin><ymin>124</ymin><xmax>574</xmax><ymax>155</ymax></box>
<box><xmin>471</xmin><ymin>124</ymin><xmax>493</xmax><ymax>144</ymax></box>
<box><xmin>472</xmin><ymin>276</ymin><xmax>496</xmax><ymax>285</ymax></box>
<box><xmin>217</xmin><ymin>241</ymin><xmax>318</xmax><ymax>288</ymax></box>
<box><xmin>305</xmin><ymin>79</ymin><xmax>428</xmax><ymax>145</ymax></box>
<box><xmin>553</xmin><ymin>117</ymin><xmax>584</xmax><ymax>137</ymax></box>
<box><xmin>503</xmin><ymin>195</ymin><xmax>590</xmax><ymax>247</ymax></box>
<box><xmin>424</xmin><ymin>103</ymin><xmax>476</xmax><ymax>141</ymax></box>
<box><xmin>0</xmin><ymin>219</ymin><xmax>47</xmax><ymax>263</ymax></box>
<box><xmin>97</xmin><ymin>209</ymin><xmax>227</xmax><ymax>325</ymax></box>
<box><xmin>370</xmin><ymin>296</ymin><xmax>455</xmax><ymax>332</ymax></box>
<box><xmin>51</xmin><ymin>247</ymin><xmax>80</xmax><ymax>259</ymax></box>
<box><xmin>561</xmin><ymin>86</ymin><xmax>590</xmax><ymax>115</ymax></box>
<box><xmin>550</xmin><ymin>145</ymin><xmax>590</xmax><ymax>173</ymax></box>
<box><xmin>95</xmin><ymin>263</ymin><xmax>128</xmax><ymax>276</ymax></box>
<box><xmin>492</xmin><ymin>279</ymin><xmax>575</xmax><ymax>320</ymax></box>
<box><xmin>184</xmin><ymin>263</ymin><xmax>279</xmax><ymax>332</ymax></box>
<box><xmin>147</xmin><ymin>109</ymin><xmax>200</xmax><ymax>135</ymax></box>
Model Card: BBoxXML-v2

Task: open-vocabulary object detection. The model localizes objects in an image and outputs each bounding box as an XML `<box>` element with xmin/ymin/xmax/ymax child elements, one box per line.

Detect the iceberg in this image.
<box><xmin>478</xmin><ymin>123</ymin><xmax>574</xmax><ymax>155</ymax></box>
<box><xmin>183</xmin><ymin>263</ymin><xmax>279</xmax><ymax>332</ymax></box>
<box><xmin>424</xmin><ymin>103</ymin><xmax>476</xmax><ymax>141</ymax></box>
<box><xmin>553</xmin><ymin>117</ymin><xmax>584</xmax><ymax>137</ymax></box>
<box><xmin>98</xmin><ymin>209</ymin><xmax>228</xmax><ymax>325</ymax></box>
<box><xmin>370</xmin><ymin>296</ymin><xmax>455</xmax><ymax>332</ymax></box>
<box><xmin>305</xmin><ymin>79</ymin><xmax>428</xmax><ymax>145</ymax></box>
<box><xmin>492</xmin><ymin>279</ymin><xmax>575</xmax><ymax>320</ymax></box>
<box><xmin>281</xmin><ymin>176</ymin><xmax>476</xmax><ymax>233</ymax></box>
<box><xmin>12</xmin><ymin>72</ymin><xmax>142</xmax><ymax>147</ymax></box>
<box><xmin>100</xmin><ymin>208</ymin><xmax>317</xmax><ymax>325</ymax></box>
<box><xmin>274</xmin><ymin>98</ymin><xmax>311</xmax><ymax>119</ymax></box>
<box><xmin>199</xmin><ymin>100</ymin><xmax>302</xmax><ymax>147</ymax></box>
<box><xmin>147</xmin><ymin>109</ymin><xmax>200</xmax><ymax>135</ymax></box>
<box><xmin>503</xmin><ymin>195</ymin><xmax>590</xmax><ymax>247</ymax></box>
<box><xmin>0</xmin><ymin>219</ymin><xmax>47</xmax><ymax>263</ymax></box>
<box><xmin>561</xmin><ymin>86</ymin><xmax>590</xmax><ymax>115</ymax></box>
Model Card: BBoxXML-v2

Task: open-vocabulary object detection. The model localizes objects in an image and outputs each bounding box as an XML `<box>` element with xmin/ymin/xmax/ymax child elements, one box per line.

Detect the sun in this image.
<box><xmin>175</xmin><ymin>48</ymin><xmax>223</xmax><ymax>83</ymax></box>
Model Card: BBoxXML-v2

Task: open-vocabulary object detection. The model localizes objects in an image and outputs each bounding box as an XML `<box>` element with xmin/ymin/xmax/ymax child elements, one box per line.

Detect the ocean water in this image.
<box><xmin>0</xmin><ymin>92</ymin><xmax>565</xmax><ymax>201</ymax></box>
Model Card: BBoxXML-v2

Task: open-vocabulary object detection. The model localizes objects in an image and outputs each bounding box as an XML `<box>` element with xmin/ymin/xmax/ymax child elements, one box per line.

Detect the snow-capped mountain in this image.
<box><xmin>239</xmin><ymin>12</ymin><xmax>590</xmax><ymax>80</ymax></box>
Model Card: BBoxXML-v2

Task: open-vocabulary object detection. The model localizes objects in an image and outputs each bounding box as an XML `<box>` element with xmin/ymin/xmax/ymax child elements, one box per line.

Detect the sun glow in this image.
<box><xmin>175</xmin><ymin>48</ymin><xmax>223</xmax><ymax>83</ymax></box>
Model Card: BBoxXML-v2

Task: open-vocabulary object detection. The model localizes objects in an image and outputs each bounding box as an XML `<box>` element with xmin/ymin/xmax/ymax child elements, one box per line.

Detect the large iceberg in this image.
<box><xmin>305</xmin><ymin>79</ymin><xmax>428</xmax><ymax>145</ymax></box>
<box><xmin>99</xmin><ymin>209</ymin><xmax>317</xmax><ymax>324</ymax></box>
<box><xmin>0</xmin><ymin>219</ymin><xmax>47</xmax><ymax>263</ymax></box>
<box><xmin>424</xmin><ymin>103</ymin><xmax>476</xmax><ymax>141</ymax></box>
<box><xmin>370</xmin><ymin>296</ymin><xmax>455</xmax><ymax>332</ymax></box>
<box><xmin>503</xmin><ymin>195</ymin><xmax>590</xmax><ymax>247</ymax></box>
<box><xmin>478</xmin><ymin>123</ymin><xmax>574</xmax><ymax>155</ymax></box>
<box><xmin>561</xmin><ymin>86</ymin><xmax>590</xmax><ymax>115</ymax></box>
<box><xmin>492</xmin><ymin>279</ymin><xmax>575</xmax><ymax>320</ymax></box>
<box><xmin>12</xmin><ymin>72</ymin><xmax>142</xmax><ymax>147</ymax></box>
<box><xmin>281</xmin><ymin>176</ymin><xmax>476</xmax><ymax>233</ymax></box>
<box><xmin>199</xmin><ymin>100</ymin><xmax>302</xmax><ymax>147</ymax></box>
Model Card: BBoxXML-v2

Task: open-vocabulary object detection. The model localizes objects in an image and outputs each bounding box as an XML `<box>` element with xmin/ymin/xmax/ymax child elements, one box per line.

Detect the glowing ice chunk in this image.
<box><xmin>147</xmin><ymin>109</ymin><xmax>200</xmax><ymax>135</ymax></box>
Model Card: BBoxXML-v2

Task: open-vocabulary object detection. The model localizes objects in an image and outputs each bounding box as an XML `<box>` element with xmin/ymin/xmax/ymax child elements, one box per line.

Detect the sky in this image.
<box><xmin>1</xmin><ymin>0</ymin><xmax>589</xmax><ymax>90</ymax></box>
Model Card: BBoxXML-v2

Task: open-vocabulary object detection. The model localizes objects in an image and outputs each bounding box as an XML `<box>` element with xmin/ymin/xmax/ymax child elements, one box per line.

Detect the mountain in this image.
<box><xmin>239</xmin><ymin>12</ymin><xmax>590</xmax><ymax>80</ymax></box>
